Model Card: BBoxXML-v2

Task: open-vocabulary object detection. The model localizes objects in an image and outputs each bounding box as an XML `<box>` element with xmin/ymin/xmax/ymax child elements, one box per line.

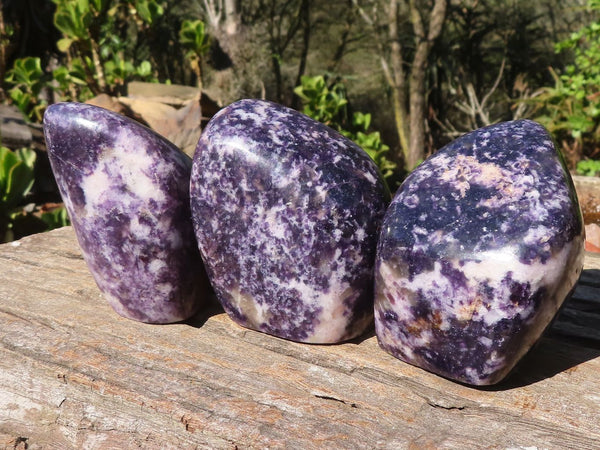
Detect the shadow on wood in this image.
<box><xmin>495</xmin><ymin>338</ymin><xmax>600</xmax><ymax>390</ymax></box>
<box><xmin>183</xmin><ymin>299</ymin><xmax>223</xmax><ymax>329</ymax></box>
<box><xmin>485</xmin><ymin>266</ymin><xmax>600</xmax><ymax>390</ymax></box>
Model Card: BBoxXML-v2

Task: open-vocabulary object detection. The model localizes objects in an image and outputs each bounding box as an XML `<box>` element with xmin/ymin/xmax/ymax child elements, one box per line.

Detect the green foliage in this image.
<box><xmin>532</xmin><ymin>0</ymin><xmax>600</xmax><ymax>158</ymax></box>
<box><xmin>295</xmin><ymin>75</ymin><xmax>397</xmax><ymax>184</ymax></box>
<box><xmin>4</xmin><ymin>57</ymin><xmax>47</xmax><ymax>121</ymax></box>
<box><xmin>576</xmin><ymin>159</ymin><xmax>600</xmax><ymax>176</ymax></box>
<box><xmin>345</xmin><ymin>112</ymin><xmax>397</xmax><ymax>182</ymax></box>
<box><xmin>0</xmin><ymin>147</ymin><xmax>36</xmax><ymax>242</ymax></box>
<box><xmin>50</xmin><ymin>0</ymin><xmax>163</xmax><ymax>100</ymax></box>
<box><xmin>134</xmin><ymin>0</ymin><xmax>164</xmax><ymax>25</ymax></box>
<box><xmin>179</xmin><ymin>20</ymin><xmax>210</xmax><ymax>58</ymax></box>
<box><xmin>1</xmin><ymin>0</ymin><xmax>167</xmax><ymax>241</ymax></box>
<box><xmin>294</xmin><ymin>75</ymin><xmax>348</xmax><ymax>127</ymax></box>
<box><xmin>4</xmin><ymin>0</ymin><xmax>165</xmax><ymax>116</ymax></box>
<box><xmin>0</xmin><ymin>146</ymin><xmax>70</xmax><ymax>242</ymax></box>
<box><xmin>103</xmin><ymin>58</ymin><xmax>156</xmax><ymax>88</ymax></box>
<box><xmin>40</xmin><ymin>206</ymin><xmax>71</xmax><ymax>229</ymax></box>
<box><xmin>0</xmin><ymin>146</ymin><xmax>36</xmax><ymax>211</ymax></box>
<box><xmin>52</xmin><ymin>0</ymin><xmax>96</xmax><ymax>44</ymax></box>
<box><xmin>51</xmin><ymin>60</ymin><xmax>93</xmax><ymax>100</ymax></box>
<box><xmin>179</xmin><ymin>19</ymin><xmax>210</xmax><ymax>87</ymax></box>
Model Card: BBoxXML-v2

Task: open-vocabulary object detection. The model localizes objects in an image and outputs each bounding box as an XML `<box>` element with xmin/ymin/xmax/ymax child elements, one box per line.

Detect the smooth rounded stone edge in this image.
<box><xmin>43</xmin><ymin>102</ymin><xmax>208</xmax><ymax>324</ymax></box>
<box><xmin>191</xmin><ymin>99</ymin><xmax>389</xmax><ymax>343</ymax></box>
<box><xmin>374</xmin><ymin>119</ymin><xmax>585</xmax><ymax>385</ymax></box>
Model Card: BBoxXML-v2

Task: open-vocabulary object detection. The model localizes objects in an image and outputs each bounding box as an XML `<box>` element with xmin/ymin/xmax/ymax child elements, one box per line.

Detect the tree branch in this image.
<box><xmin>409</xmin><ymin>0</ymin><xmax>425</xmax><ymax>40</ymax></box>
<box><xmin>202</xmin><ymin>0</ymin><xmax>223</xmax><ymax>30</ymax></box>
<box><xmin>480</xmin><ymin>56</ymin><xmax>505</xmax><ymax>112</ymax></box>
<box><xmin>427</xmin><ymin>0</ymin><xmax>447</xmax><ymax>41</ymax></box>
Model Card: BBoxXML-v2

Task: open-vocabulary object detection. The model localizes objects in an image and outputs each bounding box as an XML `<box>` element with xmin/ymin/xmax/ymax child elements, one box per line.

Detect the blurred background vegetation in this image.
<box><xmin>1</xmin><ymin>0</ymin><xmax>600</xmax><ymax>242</ymax></box>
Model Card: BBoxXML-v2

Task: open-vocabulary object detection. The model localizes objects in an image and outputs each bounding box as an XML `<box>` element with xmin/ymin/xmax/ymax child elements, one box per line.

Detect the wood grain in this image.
<box><xmin>0</xmin><ymin>227</ymin><xmax>599</xmax><ymax>449</ymax></box>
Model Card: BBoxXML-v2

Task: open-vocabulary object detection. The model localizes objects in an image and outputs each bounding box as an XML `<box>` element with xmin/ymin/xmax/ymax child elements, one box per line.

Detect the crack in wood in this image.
<box><xmin>313</xmin><ymin>394</ymin><xmax>358</xmax><ymax>408</ymax></box>
<box><xmin>0</xmin><ymin>254</ymin><xmax>42</xmax><ymax>267</ymax></box>
<box><xmin>426</xmin><ymin>399</ymin><xmax>466</xmax><ymax>411</ymax></box>
<box><xmin>52</xmin><ymin>251</ymin><xmax>84</xmax><ymax>260</ymax></box>
<box><xmin>0</xmin><ymin>309</ymin><xmax>35</xmax><ymax>325</ymax></box>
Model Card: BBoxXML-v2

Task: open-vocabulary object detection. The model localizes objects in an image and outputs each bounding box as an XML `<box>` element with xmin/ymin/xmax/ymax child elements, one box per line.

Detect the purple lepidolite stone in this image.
<box><xmin>190</xmin><ymin>99</ymin><xmax>389</xmax><ymax>343</ymax></box>
<box><xmin>43</xmin><ymin>102</ymin><xmax>207</xmax><ymax>323</ymax></box>
<box><xmin>375</xmin><ymin>120</ymin><xmax>585</xmax><ymax>385</ymax></box>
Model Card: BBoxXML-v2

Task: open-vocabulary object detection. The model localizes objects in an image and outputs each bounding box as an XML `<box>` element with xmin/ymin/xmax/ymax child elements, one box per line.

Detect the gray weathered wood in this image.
<box><xmin>0</xmin><ymin>227</ymin><xmax>599</xmax><ymax>449</ymax></box>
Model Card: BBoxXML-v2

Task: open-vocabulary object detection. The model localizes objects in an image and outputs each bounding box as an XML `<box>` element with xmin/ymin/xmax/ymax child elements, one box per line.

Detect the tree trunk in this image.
<box><xmin>224</xmin><ymin>0</ymin><xmax>240</xmax><ymax>36</ymax></box>
<box><xmin>388</xmin><ymin>0</ymin><xmax>410</xmax><ymax>167</ymax></box>
<box><xmin>406</xmin><ymin>0</ymin><xmax>447</xmax><ymax>169</ymax></box>
<box><xmin>201</xmin><ymin>0</ymin><xmax>242</xmax><ymax>61</ymax></box>
<box><xmin>292</xmin><ymin>0</ymin><xmax>311</xmax><ymax>110</ymax></box>
<box><xmin>408</xmin><ymin>67</ymin><xmax>426</xmax><ymax>170</ymax></box>
<box><xmin>191</xmin><ymin>57</ymin><xmax>203</xmax><ymax>98</ymax></box>
<box><xmin>379</xmin><ymin>0</ymin><xmax>446</xmax><ymax>170</ymax></box>
<box><xmin>267</xmin><ymin>0</ymin><xmax>308</xmax><ymax>105</ymax></box>
<box><xmin>327</xmin><ymin>0</ymin><xmax>356</xmax><ymax>73</ymax></box>
<box><xmin>272</xmin><ymin>53</ymin><xmax>283</xmax><ymax>103</ymax></box>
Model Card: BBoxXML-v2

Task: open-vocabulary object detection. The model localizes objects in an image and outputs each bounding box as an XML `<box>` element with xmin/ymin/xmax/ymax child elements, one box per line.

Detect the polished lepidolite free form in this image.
<box><xmin>190</xmin><ymin>99</ymin><xmax>389</xmax><ymax>343</ymax></box>
<box><xmin>44</xmin><ymin>102</ymin><xmax>207</xmax><ymax>323</ymax></box>
<box><xmin>375</xmin><ymin>119</ymin><xmax>584</xmax><ymax>385</ymax></box>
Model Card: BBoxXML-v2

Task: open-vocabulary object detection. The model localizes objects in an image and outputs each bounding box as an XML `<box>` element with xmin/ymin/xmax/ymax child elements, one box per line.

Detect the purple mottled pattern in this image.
<box><xmin>43</xmin><ymin>102</ymin><xmax>207</xmax><ymax>323</ymax></box>
<box><xmin>190</xmin><ymin>99</ymin><xmax>389</xmax><ymax>343</ymax></box>
<box><xmin>375</xmin><ymin>119</ymin><xmax>585</xmax><ymax>385</ymax></box>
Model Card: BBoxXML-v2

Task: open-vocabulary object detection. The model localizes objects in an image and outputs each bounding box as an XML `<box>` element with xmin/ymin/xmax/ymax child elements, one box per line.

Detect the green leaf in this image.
<box><xmin>5</xmin><ymin>162</ymin><xmax>34</xmax><ymax>208</ymax></box>
<box><xmin>135</xmin><ymin>0</ymin><xmax>163</xmax><ymax>24</ymax></box>
<box><xmin>57</xmin><ymin>37</ymin><xmax>74</xmax><ymax>52</ymax></box>
<box><xmin>7</xmin><ymin>83</ymin><xmax>45</xmax><ymax>122</ymax></box>
<box><xmin>89</xmin><ymin>0</ymin><xmax>106</xmax><ymax>12</ymax></box>
<box><xmin>6</xmin><ymin>57</ymin><xmax>43</xmax><ymax>87</ymax></box>
<box><xmin>15</xmin><ymin>148</ymin><xmax>36</xmax><ymax>169</ymax></box>
<box><xmin>53</xmin><ymin>0</ymin><xmax>91</xmax><ymax>40</ymax></box>
<box><xmin>179</xmin><ymin>19</ymin><xmax>210</xmax><ymax>56</ymax></box>
<box><xmin>103</xmin><ymin>59</ymin><xmax>116</xmax><ymax>72</ymax></box>
<box><xmin>0</xmin><ymin>148</ymin><xmax>35</xmax><ymax>209</ymax></box>
<box><xmin>136</xmin><ymin>0</ymin><xmax>152</xmax><ymax>23</ymax></box>
<box><xmin>40</xmin><ymin>207</ymin><xmax>70</xmax><ymax>229</ymax></box>
<box><xmin>0</xmin><ymin>146</ymin><xmax>13</xmax><ymax>196</ymax></box>
<box><xmin>352</xmin><ymin>112</ymin><xmax>371</xmax><ymax>131</ymax></box>
<box><xmin>577</xmin><ymin>159</ymin><xmax>600</xmax><ymax>176</ymax></box>
<box><xmin>136</xmin><ymin>60</ymin><xmax>152</xmax><ymax>77</ymax></box>
<box><xmin>8</xmin><ymin>87</ymin><xmax>30</xmax><ymax>112</ymax></box>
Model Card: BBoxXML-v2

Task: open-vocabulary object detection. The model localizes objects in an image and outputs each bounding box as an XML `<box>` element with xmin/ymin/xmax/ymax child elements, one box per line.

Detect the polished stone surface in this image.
<box><xmin>191</xmin><ymin>99</ymin><xmax>389</xmax><ymax>343</ymax></box>
<box><xmin>375</xmin><ymin>119</ymin><xmax>585</xmax><ymax>385</ymax></box>
<box><xmin>44</xmin><ymin>102</ymin><xmax>207</xmax><ymax>323</ymax></box>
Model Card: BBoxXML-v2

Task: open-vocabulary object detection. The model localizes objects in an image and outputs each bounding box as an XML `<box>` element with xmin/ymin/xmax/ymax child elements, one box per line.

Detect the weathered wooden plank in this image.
<box><xmin>0</xmin><ymin>227</ymin><xmax>599</xmax><ymax>449</ymax></box>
